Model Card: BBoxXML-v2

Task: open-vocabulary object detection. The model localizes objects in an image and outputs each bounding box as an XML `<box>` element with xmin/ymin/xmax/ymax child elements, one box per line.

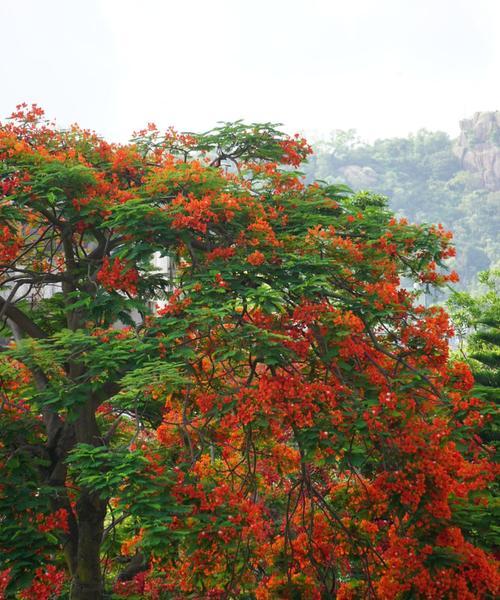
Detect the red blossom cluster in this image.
<box><xmin>247</xmin><ymin>250</ymin><xmax>266</xmax><ymax>265</ymax></box>
<box><xmin>96</xmin><ymin>257</ymin><xmax>139</xmax><ymax>295</ymax></box>
<box><xmin>19</xmin><ymin>565</ymin><xmax>66</xmax><ymax>600</ymax></box>
<box><xmin>206</xmin><ymin>246</ymin><xmax>235</xmax><ymax>262</ymax></box>
<box><xmin>0</xmin><ymin>225</ymin><xmax>22</xmax><ymax>263</ymax></box>
<box><xmin>156</xmin><ymin>289</ymin><xmax>192</xmax><ymax>316</ymax></box>
<box><xmin>278</xmin><ymin>134</ymin><xmax>313</xmax><ymax>166</ymax></box>
<box><xmin>36</xmin><ymin>508</ymin><xmax>69</xmax><ymax>534</ymax></box>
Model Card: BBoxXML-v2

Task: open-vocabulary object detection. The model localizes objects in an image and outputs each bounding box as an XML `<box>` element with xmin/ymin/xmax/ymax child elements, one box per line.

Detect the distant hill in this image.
<box><xmin>306</xmin><ymin>112</ymin><xmax>500</xmax><ymax>290</ymax></box>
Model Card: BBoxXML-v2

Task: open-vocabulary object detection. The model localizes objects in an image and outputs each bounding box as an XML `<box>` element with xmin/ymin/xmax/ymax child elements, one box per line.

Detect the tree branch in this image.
<box><xmin>0</xmin><ymin>297</ymin><xmax>48</xmax><ymax>339</ymax></box>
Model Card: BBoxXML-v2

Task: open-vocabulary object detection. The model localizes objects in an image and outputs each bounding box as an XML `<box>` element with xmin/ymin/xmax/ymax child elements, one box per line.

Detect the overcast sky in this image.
<box><xmin>1</xmin><ymin>0</ymin><xmax>498</xmax><ymax>142</ymax></box>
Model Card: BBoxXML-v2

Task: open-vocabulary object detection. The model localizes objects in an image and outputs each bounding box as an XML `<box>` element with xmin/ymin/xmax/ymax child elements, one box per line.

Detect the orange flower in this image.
<box><xmin>247</xmin><ymin>250</ymin><xmax>265</xmax><ymax>266</ymax></box>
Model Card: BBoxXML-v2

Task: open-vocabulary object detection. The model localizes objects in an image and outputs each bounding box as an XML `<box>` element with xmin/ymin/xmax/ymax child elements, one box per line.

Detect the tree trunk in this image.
<box><xmin>70</xmin><ymin>492</ymin><xmax>107</xmax><ymax>600</ymax></box>
<box><xmin>70</xmin><ymin>398</ymin><xmax>107</xmax><ymax>600</ymax></box>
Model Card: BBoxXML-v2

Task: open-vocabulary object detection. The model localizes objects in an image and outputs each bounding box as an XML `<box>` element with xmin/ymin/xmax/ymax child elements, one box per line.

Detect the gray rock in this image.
<box><xmin>453</xmin><ymin>111</ymin><xmax>500</xmax><ymax>190</ymax></box>
<box><xmin>338</xmin><ymin>165</ymin><xmax>378</xmax><ymax>188</ymax></box>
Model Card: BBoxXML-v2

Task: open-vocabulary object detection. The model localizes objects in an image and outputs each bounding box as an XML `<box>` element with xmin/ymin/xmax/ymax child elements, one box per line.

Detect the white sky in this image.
<box><xmin>1</xmin><ymin>0</ymin><xmax>499</xmax><ymax>142</ymax></box>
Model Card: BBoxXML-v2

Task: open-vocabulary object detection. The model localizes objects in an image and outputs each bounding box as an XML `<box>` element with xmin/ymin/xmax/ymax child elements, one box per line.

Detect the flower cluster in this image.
<box><xmin>97</xmin><ymin>257</ymin><xmax>139</xmax><ymax>295</ymax></box>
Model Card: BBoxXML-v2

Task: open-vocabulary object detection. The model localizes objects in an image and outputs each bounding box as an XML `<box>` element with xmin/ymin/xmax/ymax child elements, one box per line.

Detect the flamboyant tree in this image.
<box><xmin>0</xmin><ymin>105</ymin><xmax>497</xmax><ymax>599</ymax></box>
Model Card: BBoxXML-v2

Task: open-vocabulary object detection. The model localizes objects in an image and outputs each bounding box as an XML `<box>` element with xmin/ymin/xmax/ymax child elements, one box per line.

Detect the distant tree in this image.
<box><xmin>448</xmin><ymin>270</ymin><xmax>500</xmax><ymax>405</ymax></box>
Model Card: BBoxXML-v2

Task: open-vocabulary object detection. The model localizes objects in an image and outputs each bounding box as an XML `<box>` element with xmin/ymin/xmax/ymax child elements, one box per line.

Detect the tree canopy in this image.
<box><xmin>0</xmin><ymin>105</ymin><xmax>497</xmax><ymax>599</ymax></box>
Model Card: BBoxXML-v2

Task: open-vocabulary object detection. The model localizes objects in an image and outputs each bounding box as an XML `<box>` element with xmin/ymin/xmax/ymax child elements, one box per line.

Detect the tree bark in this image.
<box><xmin>70</xmin><ymin>492</ymin><xmax>107</xmax><ymax>600</ymax></box>
<box><xmin>69</xmin><ymin>398</ymin><xmax>108</xmax><ymax>599</ymax></box>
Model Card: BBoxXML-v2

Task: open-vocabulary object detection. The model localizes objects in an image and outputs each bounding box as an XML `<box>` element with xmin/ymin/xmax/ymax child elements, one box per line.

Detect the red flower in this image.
<box><xmin>247</xmin><ymin>250</ymin><xmax>265</xmax><ymax>266</ymax></box>
<box><xmin>97</xmin><ymin>257</ymin><xmax>139</xmax><ymax>295</ymax></box>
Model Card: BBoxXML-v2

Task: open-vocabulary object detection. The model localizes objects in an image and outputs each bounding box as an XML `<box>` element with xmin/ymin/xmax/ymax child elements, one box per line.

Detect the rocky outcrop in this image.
<box><xmin>453</xmin><ymin>111</ymin><xmax>500</xmax><ymax>190</ymax></box>
<box><xmin>337</xmin><ymin>165</ymin><xmax>378</xmax><ymax>189</ymax></box>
